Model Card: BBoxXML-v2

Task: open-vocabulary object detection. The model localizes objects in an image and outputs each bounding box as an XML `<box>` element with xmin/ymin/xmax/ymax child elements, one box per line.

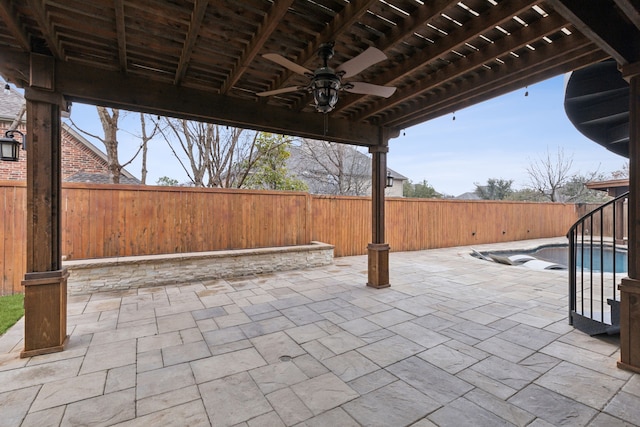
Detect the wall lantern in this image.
<box><xmin>0</xmin><ymin>130</ymin><xmax>25</xmax><ymax>162</ymax></box>
<box><xmin>386</xmin><ymin>171</ymin><xmax>394</xmax><ymax>188</ymax></box>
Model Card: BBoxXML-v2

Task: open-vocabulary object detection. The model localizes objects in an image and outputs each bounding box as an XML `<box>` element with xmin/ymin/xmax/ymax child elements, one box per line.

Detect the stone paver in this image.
<box><xmin>0</xmin><ymin>238</ymin><xmax>638</xmax><ymax>426</ymax></box>
<box><xmin>199</xmin><ymin>372</ymin><xmax>272</xmax><ymax>426</ymax></box>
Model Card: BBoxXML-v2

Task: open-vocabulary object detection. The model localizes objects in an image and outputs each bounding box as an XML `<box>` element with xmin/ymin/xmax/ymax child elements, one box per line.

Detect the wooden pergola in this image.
<box><xmin>1</xmin><ymin>0</ymin><xmax>640</xmax><ymax>370</ymax></box>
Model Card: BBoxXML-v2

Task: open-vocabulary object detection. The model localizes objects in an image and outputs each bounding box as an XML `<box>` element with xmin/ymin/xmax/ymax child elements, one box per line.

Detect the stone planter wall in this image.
<box><xmin>64</xmin><ymin>242</ymin><xmax>334</xmax><ymax>295</ymax></box>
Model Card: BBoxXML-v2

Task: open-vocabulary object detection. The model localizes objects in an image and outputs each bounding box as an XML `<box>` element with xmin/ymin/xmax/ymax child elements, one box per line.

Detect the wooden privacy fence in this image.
<box><xmin>313</xmin><ymin>195</ymin><xmax>579</xmax><ymax>256</ymax></box>
<box><xmin>1</xmin><ymin>181</ymin><xmax>580</xmax><ymax>295</ymax></box>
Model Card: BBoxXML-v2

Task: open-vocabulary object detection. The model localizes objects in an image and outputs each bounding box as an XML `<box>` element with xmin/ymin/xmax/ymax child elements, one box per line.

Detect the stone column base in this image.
<box><xmin>367</xmin><ymin>243</ymin><xmax>390</xmax><ymax>289</ymax></box>
<box><xmin>618</xmin><ymin>277</ymin><xmax>640</xmax><ymax>373</ymax></box>
<box><xmin>21</xmin><ymin>269</ymin><xmax>69</xmax><ymax>358</ymax></box>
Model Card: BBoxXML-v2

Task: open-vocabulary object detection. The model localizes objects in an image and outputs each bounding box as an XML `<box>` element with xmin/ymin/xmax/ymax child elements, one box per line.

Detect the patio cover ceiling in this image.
<box><xmin>0</xmin><ymin>0</ymin><xmax>638</xmax><ymax>146</ymax></box>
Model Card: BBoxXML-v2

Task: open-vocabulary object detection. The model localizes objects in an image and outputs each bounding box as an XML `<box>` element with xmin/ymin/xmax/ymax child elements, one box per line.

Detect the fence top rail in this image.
<box><xmin>0</xmin><ymin>181</ymin><xmax>310</xmax><ymax>196</ymax></box>
<box><xmin>387</xmin><ymin>197</ymin><xmax>576</xmax><ymax>206</ymax></box>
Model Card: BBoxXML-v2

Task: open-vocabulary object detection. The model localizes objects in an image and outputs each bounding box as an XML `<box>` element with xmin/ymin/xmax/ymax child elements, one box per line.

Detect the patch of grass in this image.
<box><xmin>0</xmin><ymin>294</ymin><xmax>24</xmax><ymax>335</ymax></box>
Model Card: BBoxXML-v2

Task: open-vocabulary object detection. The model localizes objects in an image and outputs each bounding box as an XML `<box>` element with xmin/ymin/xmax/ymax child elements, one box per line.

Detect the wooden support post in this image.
<box><xmin>21</xmin><ymin>54</ymin><xmax>68</xmax><ymax>358</ymax></box>
<box><xmin>367</xmin><ymin>130</ymin><xmax>390</xmax><ymax>288</ymax></box>
<box><xmin>619</xmin><ymin>65</ymin><xmax>640</xmax><ymax>373</ymax></box>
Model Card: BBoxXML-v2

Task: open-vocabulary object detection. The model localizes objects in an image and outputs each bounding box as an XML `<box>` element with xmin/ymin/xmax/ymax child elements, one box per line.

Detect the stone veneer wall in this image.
<box><xmin>64</xmin><ymin>242</ymin><xmax>334</xmax><ymax>295</ymax></box>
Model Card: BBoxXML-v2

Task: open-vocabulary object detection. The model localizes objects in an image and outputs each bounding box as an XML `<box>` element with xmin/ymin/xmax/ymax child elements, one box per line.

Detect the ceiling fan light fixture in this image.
<box><xmin>311</xmin><ymin>70</ymin><xmax>341</xmax><ymax>113</ymax></box>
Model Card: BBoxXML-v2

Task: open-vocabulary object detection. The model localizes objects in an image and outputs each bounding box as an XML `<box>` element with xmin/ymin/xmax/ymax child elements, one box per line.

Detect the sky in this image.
<box><xmin>64</xmin><ymin>74</ymin><xmax>627</xmax><ymax>196</ymax></box>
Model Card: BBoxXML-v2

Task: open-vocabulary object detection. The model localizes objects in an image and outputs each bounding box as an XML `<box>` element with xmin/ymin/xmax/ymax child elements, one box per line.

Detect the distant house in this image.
<box><xmin>586</xmin><ymin>178</ymin><xmax>629</xmax><ymax>198</ymax></box>
<box><xmin>456</xmin><ymin>191</ymin><xmax>481</xmax><ymax>200</ymax></box>
<box><xmin>288</xmin><ymin>140</ymin><xmax>407</xmax><ymax>197</ymax></box>
<box><xmin>0</xmin><ymin>86</ymin><xmax>140</xmax><ymax>184</ymax></box>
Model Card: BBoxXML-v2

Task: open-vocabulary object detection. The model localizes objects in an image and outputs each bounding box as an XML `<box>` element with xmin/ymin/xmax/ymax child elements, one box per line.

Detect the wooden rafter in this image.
<box><xmin>114</xmin><ymin>0</ymin><xmax>127</xmax><ymax>71</ymax></box>
<box><xmin>270</xmin><ymin>0</ymin><xmax>378</xmax><ymax>105</ymax></box>
<box><xmin>334</xmin><ymin>0</ymin><xmax>536</xmax><ymax>114</ymax></box>
<box><xmin>387</xmin><ymin>37</ymin><xmax>604</xmax><ymax>128</ymax></box>
<box><xmin>220</xmin><ymin>0</ymin><xmax>294</xmax><ymax>94</ymax></box>
<box><xmin>353</xmin><ymin>13</ymin><xmax>568</xmax><ymax>122</ymax></box>
<box><xmin>291</xmin><ymin>0</ymin><xmax>458</xmax><ymax>112</ymax></box>
<box><xmin>547</xmin><ymin>0</ymin><xmax>640</xmax><ymax>65</ymax></box>
<box><xmin>614</xmin><ymin>0</ymin><xmax>640</xmax><ymax>30</ymax></box>
<box><xmin>0</xmin><ymin>0</ymin><xmax>631</xmax><ymax>131</ymax></box>
<box><xmin>0</xmin><ymin>0</ymin><xmax>29</xmax><ymax>50</ymax></box>
<box><xmin>26</xmin><ymin>0</ymin><xmax>62</xmax><ymax>58</ymax></box>
<box><xmin>174</xmin><ymin>0</ymin><xmax>209</xmax><ymax>86</ymax></box>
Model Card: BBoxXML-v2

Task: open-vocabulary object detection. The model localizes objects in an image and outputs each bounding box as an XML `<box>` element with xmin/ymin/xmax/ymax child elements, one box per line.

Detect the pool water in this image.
<box><xmin>532</xmin><ymin>245</ymin><xmax>627</xmax><ymax>274</ymax></box>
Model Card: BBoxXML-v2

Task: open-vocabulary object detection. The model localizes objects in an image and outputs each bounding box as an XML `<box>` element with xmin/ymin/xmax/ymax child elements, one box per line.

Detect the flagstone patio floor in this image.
<box><xmin>1</xmin><ymin>238</ymin><xmax>639</xmax><ymax>426</ymax></box>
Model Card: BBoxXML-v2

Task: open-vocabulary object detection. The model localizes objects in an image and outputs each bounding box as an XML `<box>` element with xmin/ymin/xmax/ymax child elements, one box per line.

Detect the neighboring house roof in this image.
<box><xmin>0</xmin><ymin>83</ymin><xmax>139</xmax><ymax>184</ymax></box>
<box><xmin>456</xmin><ymin>191</ymin><xmax>481</xmax><ymax>200</ymax></box>
<box><xmin>586</xmin><ymin>178</ymin><xmax>629</xmax><ymax>197</ymax></box>
<box><xmin>288</xmin><ymin>142</ymin><xmax>408</xmax><ymax>181</ymax></box>
<box><xmin>66</xmin><ymin>172</ymin><xmax>141</xmax><ymax>185</ymax></box>
<box><xmin>0</xmin><ymin>86</ymin><xmax>25</xmax><ymax>121</ymax></box>
<box><xmin>62</xmin><ymin>125</ymin><xmax>138</xmax><ymax>181</ymax></box>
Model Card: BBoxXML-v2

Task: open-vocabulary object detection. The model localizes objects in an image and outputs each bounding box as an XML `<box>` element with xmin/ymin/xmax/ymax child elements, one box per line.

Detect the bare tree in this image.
<box><xmin>526</xmin><ymin>148</ymin><xmax>574</xmax><ymax>202</ymax></box>
<box><xmin>137</xmin><ymin>113</ymin><xmax>160</xmax><ymax>184</ymax></box>
<box><xmin>69</xmin><ymin>107</ymin><xmax>146</xmax><ymax>184</ymax></box>
<box><xmin>293</xmin><ymin>139</ymin><xmax>371</xmax><ymax>195</ymax></box>
<box><xmin>159</xmin><ymin>119</ymin><xmax>268</xmax><ymax>188</ymax></box>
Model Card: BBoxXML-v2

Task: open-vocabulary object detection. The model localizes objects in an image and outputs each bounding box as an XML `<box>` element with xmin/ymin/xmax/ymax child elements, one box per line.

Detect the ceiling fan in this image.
<box><xmin>257</xmin><ymin>42</ymin><xmax>397</xmax><ymax>113</ymax></box>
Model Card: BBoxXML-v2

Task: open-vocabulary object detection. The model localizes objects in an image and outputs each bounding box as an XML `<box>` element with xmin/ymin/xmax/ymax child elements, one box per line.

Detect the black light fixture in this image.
<box><xmin>310</xmin><ymin>44</ymin><xmax>342</xmax><ymax>113</ymax></box>
<box><xmin>386</xmin><ymin>171</ymin><xmax>394</xmax><ymax>188</ymax></box>
<box><xmin>0</xmin><ymin>130</ymin><xmax>25</xmax><ymax>162</ymax></box>
<box><xmin>311</xmin><ymin>72</ymin><xmax>341</xmax><ymax>113</ymax></box>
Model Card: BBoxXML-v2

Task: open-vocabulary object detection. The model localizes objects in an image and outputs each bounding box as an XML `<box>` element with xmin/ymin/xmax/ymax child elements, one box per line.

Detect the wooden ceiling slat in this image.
<box><xmin>0</xmin><ymin>0</ymin><xmax>32</xmax><ymax>50</ymax></box>
<box><xmin>401</xmin><ymin>49</ymin><xmax>609</xmax><ymax>128</ymax></box>
<box><xmin>352</xmin><ymin>10</ymin><xmax>568</xmax><ymax>122</ymax></box>
<box><xmin>220</xmin><ymin>0</ymin><xmax>295</xmax><ymax>93</ymax></box>
<box><xmin>115</xmin><ymin>0</ymin><xmax>127</xmax><ymax>71</ymax></box>
<box><xmin>26</xmin><ymin>0</ymin><xmax>63</xmax><ymax>57</ymax></box>
<box><xmin>334</xmin><ymin>0</ymin><xmax>537</xmax><ymax>114</ymax></box>
<box><xmin>272</xmin><ymin>0</ymin><xmax>377</xmax><ymax>91</ymax></box>
<box><xmin>174</xmin><ymin>0</ymin><xmax>210</xmax><ymax>85</ymax></box>
<box><xmin>0</xmin><ymin>0</ymin><xmax>635</xmax><ymax>143</ymax></box>
<box><xmin>547</xmin><ymin>0</ymin><xmax>640</xmax><ymax>64</ymax></box>
<box><xmin>385</xmin><ymin>36</ymin><xmax>600</xmax><ymax>128</ymax></box>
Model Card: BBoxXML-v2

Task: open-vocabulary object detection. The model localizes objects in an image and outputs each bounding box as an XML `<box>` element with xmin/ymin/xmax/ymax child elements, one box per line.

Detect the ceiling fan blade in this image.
<box><xmin>256</xmin><ymin>86</ymin><xmax>302</xmax><ymax>97</ymax></box>
<box><xmin>263</xmin><ymin>53</ymin><xmax>312</xmax><ymax>75</ymax></box>
<box><xmin>337</xmin><ymin>47</ymin><xmax>387</xmax><ymax>78</ymax></box>
<box><xmin>346</xmin><ymin>82</ymin><xmax>397</xmax><ymax>98</ymax></box>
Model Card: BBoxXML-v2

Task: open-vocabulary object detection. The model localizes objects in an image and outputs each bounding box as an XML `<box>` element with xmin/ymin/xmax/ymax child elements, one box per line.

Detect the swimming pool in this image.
<box><xmin>483</xmin><ymin>244</ymin><xmax>628</xmax><ymax>273</ymax></box>
<box><xmin>533</xmin><ymin>244</ymin><xmax>628</xmax><ymax>274</ymax></box>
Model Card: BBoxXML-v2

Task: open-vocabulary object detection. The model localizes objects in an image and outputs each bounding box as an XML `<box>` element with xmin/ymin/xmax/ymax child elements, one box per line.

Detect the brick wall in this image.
<box><xmin>0</xmin><ymin>123</ymin><xmax>111</xmax><ymax>181</ymax></box>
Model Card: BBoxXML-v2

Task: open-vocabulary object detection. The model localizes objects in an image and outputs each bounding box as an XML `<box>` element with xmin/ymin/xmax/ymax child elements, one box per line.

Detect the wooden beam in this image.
<box><xmin>547</xmin><ymin>0</ymin><xmax>640</xmax><ymax>64</ymax></box>
<box><xmin>335</xmin><ymin>0</ymin><xmax>535</xmax><ymax>114</ymax></box>
<box><xmin>400</xmin><ymin>50</ymin><xmax>608</xmax><ymax>129</ymax></box>
<box><xmin>383</xmin><ymin>35</ymin><xmax>601</xmax><ymax>128</ymax></box>
<box><xmin>614</xmin><ymin>0</ymin><xmax>640</xmax><ymax>31</ymax></box>
<box><xmin>114</xmin><ymin>0</ymin><xmax>127</xmax><ymax>71</ymax></box>
<box><xmin>274</xmin><ymin>0</ymin><xmax>378</xmax><ymax>109</ymax></box>
<box><xmin>0</xmin><ymin>47</ymin><xmax>30</xmax><ymax>86</ymax></box>
<box><xmin>0</xmin><ymin>0</ymin><xmax>30</xmax><ymax>51</ymax></box>
<box><xmin>296</xmin><ymin>0</ymin><xmax>459</xmax><ymax>112</ymax></box>
<box><xmin>174</xmin><ymin>0</ymin><xmax>209</xmax><ymax>85</ymax></box>
<box><xmin>26</xmin><ymin>0</ymin><xmax>63</xmax><ymax>58</ymax></box>
<box><xmin>353</xmin><ymin>13</ymin><xmax>568</xmax><ymax>122</ymax></box>
<box><xmin>220</xmin><ymin>0</ymin><xmax>294</xmax><ymax>94</ymax></box>
<box><xmin>53</xmin><ymin>59</ymin><xmax>391</xmax><ymax>146</ymax></box>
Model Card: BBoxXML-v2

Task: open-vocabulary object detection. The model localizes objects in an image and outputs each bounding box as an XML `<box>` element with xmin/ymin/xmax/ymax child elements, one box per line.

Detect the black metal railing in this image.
<box><xmin>567</xmin><ymin>192</ymin><xmax>628</xmax><ymax>334</ymax></box>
